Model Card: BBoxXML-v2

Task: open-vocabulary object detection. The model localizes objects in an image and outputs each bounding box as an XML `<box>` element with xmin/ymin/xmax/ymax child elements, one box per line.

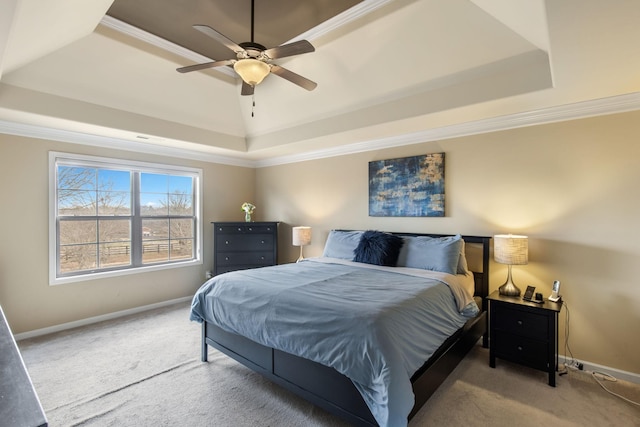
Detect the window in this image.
<box><xmin>50</xmin><ymin>152</ymin><xmax>202</xmax><ymax>284</ymax></box>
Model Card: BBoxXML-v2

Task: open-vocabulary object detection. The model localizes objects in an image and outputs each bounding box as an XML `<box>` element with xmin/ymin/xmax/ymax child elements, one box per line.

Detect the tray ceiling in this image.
<box><xmin>2</xmin><ymin>1</ymin><xmax>640</xmax><ymax>166</ymax></box>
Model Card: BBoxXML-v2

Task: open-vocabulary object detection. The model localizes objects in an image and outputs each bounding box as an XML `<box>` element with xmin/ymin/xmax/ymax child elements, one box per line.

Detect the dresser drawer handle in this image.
<box><xmin>237</xmin><ymin>227</ymin><xmax>242</xmax><ymax>231</ymax></box>
<box><xmin>225</xmin><ymin>256</ymin><xmax>229</xmax><ymax>261</ymax></box>
<box><xmin>225</xmin><ymin>240</ymin><xmax>229</xmax><ymax>245</ymax></box>
<box><xmin>260</xmin><ymin>256</ymin><xmax>265</xmax><ymax>260</ymax></box>
<box><xmin>261</xmin><ymin>240</ymin><xmax>265</xmax><ymax>244</ymax></box>
<box><xmin>517</xmin><ymin>320</ymin><xmax>523</xmax><ymax>326</ymax></box>
<box><xmin>517</xmin><ymin>346</ymin><xmax>523</xmax><ymax>351</ymax></box>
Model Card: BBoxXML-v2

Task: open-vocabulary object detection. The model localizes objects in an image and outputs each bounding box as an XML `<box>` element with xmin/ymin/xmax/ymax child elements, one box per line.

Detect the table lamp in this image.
<box><xmin>494</xmin><ymin>234</ymin><xmax>528</xmax><ymax>296</ymax></box>
<box><xmin>292</xmin><ymin>226</ymin><xmax>312</xmax><ymax>262</ymax></box>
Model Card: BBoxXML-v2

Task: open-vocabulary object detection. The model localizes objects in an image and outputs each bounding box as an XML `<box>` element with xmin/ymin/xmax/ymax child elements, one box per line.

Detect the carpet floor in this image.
<box><xmin>17</xmin><ymin>302</ymin><xmax>640</xmax><ymax>426</ymax></box>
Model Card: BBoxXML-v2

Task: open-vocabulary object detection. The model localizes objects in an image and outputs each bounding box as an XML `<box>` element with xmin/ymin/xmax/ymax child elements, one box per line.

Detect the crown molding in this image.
<box><xmin>2</xmin><ymin>92</ymin><xmax>639</xmax><ymax>169</ymax></box>
<box><xmin>99</xmin><ymin>15</ymin><xmax>236</xmax><ymax>78</ymax></box>
<box><xmin>288</xmin><ymin>0</ymin><xmax>393</xmax><ymax>43</ymax></box>
<box><xmin>254</xmin><ymin>91</ymin><xmax>640</xmax><ymax>167</ymax></box>
<box><xmin>0</xmin><ymin>119</ymin><xmax>254</xmax><ymax>167</ymax></box>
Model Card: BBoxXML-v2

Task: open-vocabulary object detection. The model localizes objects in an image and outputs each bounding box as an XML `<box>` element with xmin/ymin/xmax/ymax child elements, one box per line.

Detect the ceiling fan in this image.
<box><xmin>176</xmin><ymin>0</ymin><xmax>317</xmax><ymax>96</ymax></box>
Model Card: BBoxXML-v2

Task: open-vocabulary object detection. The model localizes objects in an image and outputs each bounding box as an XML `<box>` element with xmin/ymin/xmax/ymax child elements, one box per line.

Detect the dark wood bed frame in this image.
<box><xmin>199</xmin><ymin>233</ymin><xmax>491</xmax><ymax>426</ymax></box>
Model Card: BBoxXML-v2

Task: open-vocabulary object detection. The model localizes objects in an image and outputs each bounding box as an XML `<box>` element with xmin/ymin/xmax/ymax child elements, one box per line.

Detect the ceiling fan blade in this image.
<box><xmin>177</xmin><ymin>59</ymin><xmax>235</xmax><ymax>73</ymax></box>
<box><xmin>270</xmin><ymin>65</ymin><xmax>317</xmax><ymax>91</ymax></box>
<box><xmin>193</xmin><ymin>24</ymin><xmax>244</xmax><ymax>54</ymax></box>
<box><xmin>241</xmin><ymin>81</ymin><xmax>255</xmax><ymax>96</ymax></box>
<box><xmin>264</xmin><ymin>40</ymin><xmax>315</xmax><ymax>60</ymax></box>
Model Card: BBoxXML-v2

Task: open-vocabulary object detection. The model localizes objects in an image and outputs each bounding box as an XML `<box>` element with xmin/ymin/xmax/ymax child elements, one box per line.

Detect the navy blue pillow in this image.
<box><xmin>353</xmin><ymin>230</ymin><xmax>404</xmax><ymax>266</ymax></box>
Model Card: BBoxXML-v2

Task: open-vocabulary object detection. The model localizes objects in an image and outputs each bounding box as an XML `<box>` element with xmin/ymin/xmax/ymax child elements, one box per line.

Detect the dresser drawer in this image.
<box><xmin>216</xmin><ymin>234</ymin><xmax>274</xmax><ymax>252</ymax></box>
<box><xmin>215</xmin><ymin>224</ymin><xmax>276</xmax><ymax>234</ymax></box>
<box><xmin>216</xmin><ymin>251</ymin><xmax>274</xmax><ymax>267</ymax></box>
<box><xmin>493</xmin><ymin>331</ymin><xmax>549</xmax><ymax>369</ymax></box>
<box><xmin>493</xmin><ymin>304</ymin><xmax>548</xmax><ymax>340</ymax></box>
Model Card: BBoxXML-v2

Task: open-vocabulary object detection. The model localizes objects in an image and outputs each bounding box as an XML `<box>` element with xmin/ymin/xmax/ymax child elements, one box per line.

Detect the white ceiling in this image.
<box><xmin>1</xmin><ymin>0</ymin><xmax>640</xmax><ymax>167</ymax></box>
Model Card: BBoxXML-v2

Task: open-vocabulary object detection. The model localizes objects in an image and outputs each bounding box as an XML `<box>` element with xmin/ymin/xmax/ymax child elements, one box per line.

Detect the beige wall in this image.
<box><xmin>0</xmin><ymin>134</ymin><xmax>255</xmax><ymax>333</ymax></box>
<box><xmin>1</xmin><ymin>110</ymin><xmax>638</xmax><ymax>375</ymax></box>
<box><xmin>256</xmin><ymin>111</ymin><xmax>640</xmax><ymax>374</ymax></box>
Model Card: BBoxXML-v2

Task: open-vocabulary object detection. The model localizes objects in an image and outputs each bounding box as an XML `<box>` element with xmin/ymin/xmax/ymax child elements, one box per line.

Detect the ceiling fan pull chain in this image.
<box><xmin>251</xmin><ymin>92</ymin><xmax>256</xmax><ymax>117</ymax></box>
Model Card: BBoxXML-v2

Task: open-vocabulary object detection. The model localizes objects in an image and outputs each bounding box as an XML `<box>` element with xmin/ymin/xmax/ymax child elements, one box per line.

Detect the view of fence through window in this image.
<box><xmin>56</xmin><ymin>162</ymin><xmax>196</xmax><ymax>276</ymax></box>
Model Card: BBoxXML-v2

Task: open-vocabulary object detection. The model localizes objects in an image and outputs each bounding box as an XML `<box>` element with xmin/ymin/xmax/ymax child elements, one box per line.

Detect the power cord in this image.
<box><xmin>560</xmin><ymin>302</ymin><xmax>640</xmax><ymax>406</ymax></box>
<box><xmin>591</xmin><ymin>371</ymin><xmax>640</xmax><ymax>407</ymax></box>
<box><xmin>559</xmin><ymin>302</ymin><xmax>577</xmax><ymax>375</ymax></box>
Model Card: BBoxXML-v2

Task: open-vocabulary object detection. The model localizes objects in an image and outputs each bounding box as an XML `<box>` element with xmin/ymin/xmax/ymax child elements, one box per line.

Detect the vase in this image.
<box><xmin>244</xmin><ymin>212</ymin><xmax>251</xmax><ymax>222</ymax></box>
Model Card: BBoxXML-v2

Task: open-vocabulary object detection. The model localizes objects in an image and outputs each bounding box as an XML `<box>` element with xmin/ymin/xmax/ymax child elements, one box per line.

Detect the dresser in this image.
<box><xmin>212</xmin><ymin>221</ymin><xmax>278</xmax><ymax>275</ymax></box>
<box><xmin>487</xmin><ymin>290</ymin><xmax>562</xmax><ymax>386</ymax></box>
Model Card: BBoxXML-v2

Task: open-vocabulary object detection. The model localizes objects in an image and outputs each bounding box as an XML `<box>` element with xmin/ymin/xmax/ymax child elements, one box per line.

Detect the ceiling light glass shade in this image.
<box><xmin>233</xmin><ymin>58</ymin><xmax>270</xmax><ymax>86</ymax></box>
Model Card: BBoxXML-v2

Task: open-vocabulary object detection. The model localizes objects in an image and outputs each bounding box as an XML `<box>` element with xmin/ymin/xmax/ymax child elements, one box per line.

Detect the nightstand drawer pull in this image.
<box><xmin>517</xmin><ymin>346</ymin><xmax>523</xmax><ymax>351</ymax></box>
<box><xmin>517</xmin><ymin>320</ymin><xmax>523</xmax><ymax>326</ymax></box>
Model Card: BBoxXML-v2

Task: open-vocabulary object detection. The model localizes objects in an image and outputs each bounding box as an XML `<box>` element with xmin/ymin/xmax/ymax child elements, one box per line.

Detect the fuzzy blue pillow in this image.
<box><xmin>353</xmin><ymin>230</ymin><xmax>404</xmax><ymax>266</ymax></box>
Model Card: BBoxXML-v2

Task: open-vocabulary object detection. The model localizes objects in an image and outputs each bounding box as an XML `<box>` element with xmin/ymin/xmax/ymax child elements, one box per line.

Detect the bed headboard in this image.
<box><xmin>336</xmin><ymin>230</ymin><xmax>491</xmax><ymax>300</ymax></box>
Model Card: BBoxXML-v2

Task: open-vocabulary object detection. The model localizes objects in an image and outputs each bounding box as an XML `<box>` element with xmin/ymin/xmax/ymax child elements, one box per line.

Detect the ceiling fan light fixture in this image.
<box><xmin>234</xmin><ymin>58</ymin><xmax>270</xmax><ymax>86</ymax></box>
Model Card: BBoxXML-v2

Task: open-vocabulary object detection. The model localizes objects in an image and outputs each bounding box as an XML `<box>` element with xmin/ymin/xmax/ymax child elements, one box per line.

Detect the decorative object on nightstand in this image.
<box><xmin>241</xmin><ymin>202</ymin><xmax>256</xmax><ymax>222</ymax></box>
<box><xmin>292</xmin><ymin>226</ymin><xmax>312</xmax><ymax>262</ymax></box>
<box><xmin>487</xmin><ymin>290</ymin><xmax>563</xmax><ymax>386</ymax></box>
<box><xmin>494</xmin><ymin>234</ymin><xmax>528</xmax><ymax>296</ymax></box>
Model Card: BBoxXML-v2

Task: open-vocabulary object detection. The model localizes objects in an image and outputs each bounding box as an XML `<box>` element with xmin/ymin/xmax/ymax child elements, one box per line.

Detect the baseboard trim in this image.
<box><xmin>14</xmin><ymin>296</ymin><xmax>191</xmax><ymax>341</ymax></box>
<box><xmin>559</xmin><ymin>356</ymin><xmax>640</xmax><ymax>384</ymax></box>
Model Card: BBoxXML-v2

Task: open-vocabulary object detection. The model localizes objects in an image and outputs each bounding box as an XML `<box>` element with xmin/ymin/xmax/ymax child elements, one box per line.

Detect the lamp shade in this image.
<box><xmin>233</xmin><ymin>58</ymin><xmax>270</xmax><ymax>86</ymax></box>
<box><xmin>494</xmin><ymin>234</ymin><xmax>528</xmax><ymax>265</ymax></box>
<box><xmin>292</xmin><ymin>226</ymin><xmax>312</xmax><ymax>247</ymax></box>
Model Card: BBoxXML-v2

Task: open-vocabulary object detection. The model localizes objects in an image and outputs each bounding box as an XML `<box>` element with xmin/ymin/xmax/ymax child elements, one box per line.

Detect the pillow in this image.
<box><xmin>353</xmin><ymin>230</ymin><xmax>404</xmax><ymax>266</ymax></box>
<box><xmin>396</xmin><ymin>235</ymin><xmax>463</xmax><ymax>275</ymax></box>
<box><xmin>322</xmin><ymin>230</ymin><xmax>364</xmax><ymax>260</ymax></box>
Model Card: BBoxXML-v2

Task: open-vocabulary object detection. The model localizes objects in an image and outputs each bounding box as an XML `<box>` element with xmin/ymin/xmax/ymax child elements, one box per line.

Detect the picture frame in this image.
<box><xmin>368</xmin><ymin>152</ymin><xmax>445</xmax><ymax>217</ymax></box>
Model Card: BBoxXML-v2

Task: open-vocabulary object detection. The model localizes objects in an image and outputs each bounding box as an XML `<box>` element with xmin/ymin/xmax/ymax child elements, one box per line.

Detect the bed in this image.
<box><xmin>190</xmin><ymin>231</ymin><xmax>490</xmax><ymax>426</ymax></box>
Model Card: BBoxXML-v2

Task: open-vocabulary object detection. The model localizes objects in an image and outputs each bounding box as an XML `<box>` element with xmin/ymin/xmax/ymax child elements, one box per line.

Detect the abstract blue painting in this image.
<box><xmin>369</xmin><ymin>153</ymin><xmax>445</xmax><ymax>217</ymax></box>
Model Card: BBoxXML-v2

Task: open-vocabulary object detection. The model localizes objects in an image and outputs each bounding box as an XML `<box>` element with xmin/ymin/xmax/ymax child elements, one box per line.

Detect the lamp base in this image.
<box><xmin>296</xmin><ymin>246</ymin><xmax>305</xmax><ymax>263</ymax></box>
<box><xmin>498</xmin><ymin>265</ymin><xmax>521</xmax><ymax>296</ymax></box>
<box><xmin>498</xmin><ymin>281</ymin><xmax>521</xmax><ymax>296</ymax></box>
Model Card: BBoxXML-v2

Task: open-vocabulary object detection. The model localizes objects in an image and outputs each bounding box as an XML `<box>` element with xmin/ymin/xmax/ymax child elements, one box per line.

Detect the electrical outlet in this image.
<box><xmin>205</xmin><ymin>270</ymin><xmax>213</xmax><ymax>279</ymax></box>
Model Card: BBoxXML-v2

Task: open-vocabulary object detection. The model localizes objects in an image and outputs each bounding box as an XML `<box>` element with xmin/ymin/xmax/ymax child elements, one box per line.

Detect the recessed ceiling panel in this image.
<box><xmin>107</xmin><ymin>0</ymin><xmax>362</xmax><ymax>61</ymax></box>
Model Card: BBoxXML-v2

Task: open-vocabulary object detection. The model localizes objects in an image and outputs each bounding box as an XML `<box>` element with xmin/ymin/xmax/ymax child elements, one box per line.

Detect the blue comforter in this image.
<box><xmin>190</xmin><ymin>258</ymin><xmax>478</xmax><ymax>427</ymax></box>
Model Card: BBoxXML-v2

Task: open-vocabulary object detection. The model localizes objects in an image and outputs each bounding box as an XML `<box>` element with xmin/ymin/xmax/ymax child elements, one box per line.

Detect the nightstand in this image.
<box><xmin>487</xmin><ymin>290</ymin><xmax>562</xmax><ymax>386</ymax></box>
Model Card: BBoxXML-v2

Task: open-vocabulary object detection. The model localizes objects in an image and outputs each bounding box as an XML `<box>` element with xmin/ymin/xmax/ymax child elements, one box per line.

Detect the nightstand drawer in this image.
<box><xmin>493</xmin><ymin>331</ymin><xmax>548</xmax><ymax>369</ymax></box>
<box><xmin>493</xmin><ymin>305</ymin><xmax>548</xmax><ymax>340</ymax></box>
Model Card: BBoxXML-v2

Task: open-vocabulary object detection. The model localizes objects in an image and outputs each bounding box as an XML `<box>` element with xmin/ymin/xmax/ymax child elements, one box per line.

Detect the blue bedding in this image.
<box><xmin>190</xmin><ymin>258</ymin><xmax>479</xmax><ymax>427</ymax></box>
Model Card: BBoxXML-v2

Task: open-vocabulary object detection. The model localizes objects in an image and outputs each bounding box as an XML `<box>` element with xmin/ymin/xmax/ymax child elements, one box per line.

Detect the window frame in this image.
<box><xmin>49</xmin><ymin>152</ymin><xmax>203</xmax><ymax>285</ymax></box>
